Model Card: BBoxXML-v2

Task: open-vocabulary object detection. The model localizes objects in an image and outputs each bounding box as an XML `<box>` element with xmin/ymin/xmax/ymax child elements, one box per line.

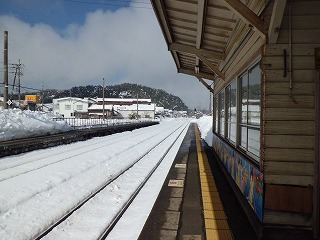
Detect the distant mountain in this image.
<box><xmin>28</xmin><ymin>83</ymin><xmax>189</xmax><ymax>111</ymax></box>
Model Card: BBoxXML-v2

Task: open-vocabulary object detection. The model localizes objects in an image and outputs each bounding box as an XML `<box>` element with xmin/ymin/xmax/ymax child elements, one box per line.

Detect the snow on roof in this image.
<box><xmin>96</xmin><ymin>98</ymin><xmax>151</xmax><ymax>103</ymax></box>
<box><xmin>88</xmin><ymin>104</ymin><xmax>155</xmax><ymax>111</ymax></box>
<box><xmin>88</xmin><ymin>105</ymin><xmax>113</xmax><ymax>110</ymax></box>
<box><xmin>155</xmin><ymin>107</ymin><xmax>164</xmax><ymax>112</ymax></box>
<box><xmin>115</xmin><ymin>104</ymin><xmax>155</xmax><ymax>111</ymax></box>
<box><xmin>53</xmin><ymin>97</ymin><xmax>96</xmax><ymax>103</ymax></box>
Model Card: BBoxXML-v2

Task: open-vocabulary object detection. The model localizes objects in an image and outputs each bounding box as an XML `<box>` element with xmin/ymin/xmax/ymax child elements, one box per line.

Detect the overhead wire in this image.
<box><xmin>61</xmin><ymin>0</ymin><xmax>152</xmax><ymax>9</ymax></box>
<box><xmin>0</xmin><ymin>82</ymin><xmax>42</xmax><ymax>92</ymax></box>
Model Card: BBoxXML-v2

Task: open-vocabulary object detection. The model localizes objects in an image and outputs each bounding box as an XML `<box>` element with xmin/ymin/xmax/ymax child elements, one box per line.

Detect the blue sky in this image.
<box><xmin>0</xmin><ymin>0</ymin><xmax>211</xmax><ymax>110</ymax></box>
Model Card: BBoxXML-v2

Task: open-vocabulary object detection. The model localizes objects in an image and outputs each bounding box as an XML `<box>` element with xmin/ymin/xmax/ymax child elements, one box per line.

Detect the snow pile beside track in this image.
<box><xmin>196</xmin><ymin>116</ymin><xmax>213</xmax><ymax>147</ymax></box>
<box><xmin>0</xmin><ymin>109</ymin><xmax>72</xmax><ymax>141</ymax></box>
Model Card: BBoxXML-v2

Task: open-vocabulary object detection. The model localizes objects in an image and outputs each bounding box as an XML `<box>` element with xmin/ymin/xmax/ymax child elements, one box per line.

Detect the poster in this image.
<box><xmin>212</xmin><ymin>134</ymin><xmax>264</xmax><ymax>222</ymax></box>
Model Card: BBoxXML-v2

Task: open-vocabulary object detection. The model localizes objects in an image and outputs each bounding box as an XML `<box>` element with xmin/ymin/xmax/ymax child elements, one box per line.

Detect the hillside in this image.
<box><xmin>32</xmin><ymin>83</ymin><xmax>188</xmax><ymax>111</ymax></box>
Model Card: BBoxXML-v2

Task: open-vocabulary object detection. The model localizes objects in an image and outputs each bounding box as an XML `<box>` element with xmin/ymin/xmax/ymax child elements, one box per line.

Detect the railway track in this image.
<box><xmin>0</xmin><ymin>121</ymin><xmax>158</xmax><ymax>158</ymax></box>
<box><xmin>36</xmin><ymin>120</ymin><xmax>189</xmax><ymax>240</ymax></box>
<box><xmin>0</xmin><ymin>119</ymin><xmax>190</xmax><ymax>240</ymax></box>
<box><xmin>0</xmin><ymin>123</ymin><xmax>162</xmax><ymax>182</ymax></box>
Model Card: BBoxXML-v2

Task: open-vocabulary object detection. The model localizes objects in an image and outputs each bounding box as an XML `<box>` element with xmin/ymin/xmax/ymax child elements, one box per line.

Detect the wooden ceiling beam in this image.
<box><xmin>178</xmin><ymin>68</ymin><xmax>215</xmax><ymax>81</ymax></box>
<box><xmin>195</xmin><ymin>0</ymin><xmax>207</xmax><ymax>77</ymax></box>
<box><xmin>196</xmin><ymin>54</ymin><xmax>225</xmax><ymax>80</ymax></box>
<box><xmin>268</xmin><ymin>0</ymin><xmax>287</xmax><ymax>43</ymax></box>
<box><xmin>196</xmin><ymin>0</ymin><xmax>206</xmax><ymax>49</ymax></box>
<box><xmin>224</xmin><ymin>0</ymin><xmax>265</xmax><ymax>37</ymax></box>
<box><xmin>169</xmin><ymin>43</ymin><xmax>225</xmax><ymax>61</ymax></box>
<box><xmin>196</xmin><ymin>77</ymin><xmax>215</xmax><ymax>94</ymax></box>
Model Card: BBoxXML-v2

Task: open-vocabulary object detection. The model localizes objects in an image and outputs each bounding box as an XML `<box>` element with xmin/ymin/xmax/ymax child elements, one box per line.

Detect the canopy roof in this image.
<box><xmin>151</xmin><ymin>0</ymin><xmax>285</xmax><ymax>85</ymax></box>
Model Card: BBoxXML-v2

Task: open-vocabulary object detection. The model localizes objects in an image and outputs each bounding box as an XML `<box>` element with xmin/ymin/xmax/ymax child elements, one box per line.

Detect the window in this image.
<box><xmin>76</xmin><ymin>105</ymin><xmax>83</xmax><ymax>110</ymax></box>
<box><xmin>214</xmin><ymin>97</ymin><xmax>219</xmax><ymax>132</ymax></box>
<box><xmin>226</xmin><ymin>80</ymin><xmax>237</xmax><ymax>143</ymax></box>
<box><xmin>65</xmin><ymin>104</ymin><xmax>71</xmax><ymax>110</ymax></box>
<box><xmin>219</xmin><ymin>91</ymin><xmax>225</xmax><ymax>136</ymax></box>
<box><xmin>240</xmin><ymin>63</ymin><xmax>261</xmax><ymax>157</ymax></box>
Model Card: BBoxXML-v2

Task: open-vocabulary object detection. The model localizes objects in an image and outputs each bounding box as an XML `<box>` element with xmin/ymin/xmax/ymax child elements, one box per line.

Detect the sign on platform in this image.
<box><xmin>168</xmin><ymin>179</ymin><xmax>184</xmax><ymax>188</ymax></box>
<box><xmin>175</xmin><ymin>163</ymin><xmax>186</xmax><ymax>168</ymax></box>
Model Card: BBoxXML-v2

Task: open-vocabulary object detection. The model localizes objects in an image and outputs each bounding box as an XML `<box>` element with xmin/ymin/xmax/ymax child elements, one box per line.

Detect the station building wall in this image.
<box><xmin>211</xmin><ymin>0</ymin><xmax>319</xmax><ymax>237</ymax></box>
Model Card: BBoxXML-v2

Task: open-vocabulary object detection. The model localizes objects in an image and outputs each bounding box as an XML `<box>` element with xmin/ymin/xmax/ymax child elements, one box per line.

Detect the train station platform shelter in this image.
<box><xmin>150</xmin><ymin>1</ymin><xmax>320</xmax><ymax>239</ymax></box>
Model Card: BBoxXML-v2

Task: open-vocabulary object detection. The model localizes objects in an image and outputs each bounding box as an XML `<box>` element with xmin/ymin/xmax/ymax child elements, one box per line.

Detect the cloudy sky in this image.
<box><xmin>0</xmin><ymin>0</ymin><xmax>212</xmax><ymax>110</ymax></box>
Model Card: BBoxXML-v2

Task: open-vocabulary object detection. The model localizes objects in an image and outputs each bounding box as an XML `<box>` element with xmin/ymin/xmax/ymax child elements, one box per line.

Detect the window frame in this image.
<box><xmin>65</xmin><ymin>104</ymin><xmax>71</xmax><ymax>110</ymax></box>
<box><xmin>238</xmin><ymin>61</ymin><xmax>261</xmax><ymax>161</ymax></box>
<box><xmin>76</xmin><ymin>104</ymin><xmax>83</xmax><ymax>110</ymax></box>
<box><xmin>213</xmin><ymin>59</ymin><xmax>261</xmax><ymax>163</ymax></box>
<box><xmin>218</xmin><ymin>91</ymin><xmax>225</xmax><ymax>137</ymax></box>
<box><xmin>226</xmin><ymin>79</ymin><xmax>237</xmax><ymax>145</ymax></box>
<box><xmin>214</xmin><ymin>97</ymin><xmax>219</xmax><ymax>132</ymax></box>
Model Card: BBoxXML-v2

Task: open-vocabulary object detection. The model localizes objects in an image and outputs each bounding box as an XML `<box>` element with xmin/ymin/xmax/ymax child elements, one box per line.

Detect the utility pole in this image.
<box><xmin>17</xmin><ymin>59</ymin><xmax>21</xmax><ymax>108</ymax></box>
<box><xmin>102</xmin><ymin>78</ymin><xmax>105</xmax><ymax>120</ymax></box>
<box><xmin>3</xmin><ymin>31</ymin><xmax>8</xmax><ymax>109</ymax></box>
<box><xmin>136</xmin><ymin>93</ymin><xmax>139</xmax><ymax>119</ymax></box>
<box><xmin>41</xmin><ymin>81</ymin><xmax>44</xmax><ymax>110</ymax></box>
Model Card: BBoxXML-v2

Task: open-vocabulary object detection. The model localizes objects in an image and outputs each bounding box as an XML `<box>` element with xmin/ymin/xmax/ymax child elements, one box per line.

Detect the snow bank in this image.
<box><xmin>196</xmin><ymin>116</ymin><xmax>213</xmax><ymax>147</ymax></box>
<box><xmin>0</xmin><ymin>109</ymin><xmax>72</xmax><ymax>141</ymax></box>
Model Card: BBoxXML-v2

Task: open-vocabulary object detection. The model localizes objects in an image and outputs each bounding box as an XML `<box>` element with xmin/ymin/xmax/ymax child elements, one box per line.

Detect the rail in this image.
<box><xmin>34</xmin><ymin>120</ymin><xmax>189</xmax><ymax>239</ymax></box>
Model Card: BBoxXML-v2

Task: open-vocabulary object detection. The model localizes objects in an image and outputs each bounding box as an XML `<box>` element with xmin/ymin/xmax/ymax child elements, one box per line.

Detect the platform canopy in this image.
<box><xmin>150</xmin><ymin>0</ymin><xmax>286</xmax><ymax>85</ymax></box>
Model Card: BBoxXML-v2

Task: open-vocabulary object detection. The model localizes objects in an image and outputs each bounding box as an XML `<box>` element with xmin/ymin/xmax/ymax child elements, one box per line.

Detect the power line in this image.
<box><xmin>61</xmin><ymin>0</ymin><xmax>152</xmax><ymax>9</ymax></box>
<box><xmin>0</xmin><ymin>82</ymin><xmax>42</xmax><ymax>92</ymax></box>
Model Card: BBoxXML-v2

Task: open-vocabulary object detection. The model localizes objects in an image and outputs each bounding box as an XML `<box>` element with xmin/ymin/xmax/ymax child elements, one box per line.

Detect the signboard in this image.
<box><xmin>168</xmin><ymin>179</ymin><xmax>184</xmax><ymax>188</ymax></box>
<box><xmin>25</xmin><ymin>95</ymin><xmax>39</xmax><ymax>103</ymax></box>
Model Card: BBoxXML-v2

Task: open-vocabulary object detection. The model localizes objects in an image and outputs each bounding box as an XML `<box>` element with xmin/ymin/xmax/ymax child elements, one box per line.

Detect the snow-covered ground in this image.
<box><xmin>0</xmin><ymin>109</ymin><xmax>71</xmax><ymax>141</ymax></box>
<box><xmin>0</xmin><ymin>109</ymin><xmax>213</xmax><ymax>240</ymax></box>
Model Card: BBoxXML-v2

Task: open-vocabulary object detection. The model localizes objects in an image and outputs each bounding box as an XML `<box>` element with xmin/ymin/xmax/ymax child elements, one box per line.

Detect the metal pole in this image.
<box><xmin>102</xmin><ymin>78</ymin><xmax>105</xmax><ymax>120</ymax></box>
<box><xmin>18</xmin><ymin>59</ymin><xmax>21</xmax><ymax>108</ymax></box>
<box><xmin>3</xmin><ymin>31</ymin><xmax>8</xmax><ymax>109</ymax></box>
<box><xmin>136</xmin><ymin>93</ymin><xmax>138</xmax><ymax>120</ymax></box>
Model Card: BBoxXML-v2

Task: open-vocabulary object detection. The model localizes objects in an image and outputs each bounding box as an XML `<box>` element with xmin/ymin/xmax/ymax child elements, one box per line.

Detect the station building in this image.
<box><xmin>151</xmin><ymin>0</ymin><xmax>320</xmax><ymax>238</ymax></box>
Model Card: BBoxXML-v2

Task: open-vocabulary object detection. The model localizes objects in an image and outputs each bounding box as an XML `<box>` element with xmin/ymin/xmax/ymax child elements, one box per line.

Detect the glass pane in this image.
<box><xmin>215</xmin><ymin>98</ymin><xmax>219</xmax><ymax>132</ymax></box>
<box><xmin>248</xmin><ymin>64</ymin><xmax>261</xmax><ymax>126</ymax></box>
<box><xmin>241</xmin><ymin>73</ymin><xmax>248</xmax><ymax>124</ymax></box>
<box><xmin>240</xmin><ymin>126</ymin><xmax>247</xmax><ymax>148</ymax></box>
<box><xmin>228</xmin><ymin>80</ymin><xmax>237</xmax><ymax>143</ymax></box>
<box><xmin>219</xmin><ymin>92</ymin><xmax>225</xmax><ymax>135</ymax></box>
<box><xmin>226</xmin><ymin>85</ymin><xmax>231</xmax><ymax>120</ymax></box>
<box><xmin>248</xmin><ymin>128</ymin><xmax>260</xmax><ymax>157</ymax></box>
<box><xmin>230</xmin><ymin>80</ymin><xmax>237</xmax><ymax>112</ymax></box>
<box><xmin>230</xmin><ymin>122</ymin><xmax>236</xmax><ymax>142</ymax></box>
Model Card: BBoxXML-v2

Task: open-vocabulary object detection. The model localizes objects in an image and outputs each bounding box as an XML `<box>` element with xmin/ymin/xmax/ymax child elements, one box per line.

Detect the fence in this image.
<box><xmin>53</xmin><ymin>117</ymin><xmax>157</xmax><ymax>129</ymax></box>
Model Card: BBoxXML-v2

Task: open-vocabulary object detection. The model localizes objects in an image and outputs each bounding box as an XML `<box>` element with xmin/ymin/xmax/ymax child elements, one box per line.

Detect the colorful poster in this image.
<box><xmin>212</xmin><ymin>134</ymin><xmax>264</xmax><ymax>222</ymax></box>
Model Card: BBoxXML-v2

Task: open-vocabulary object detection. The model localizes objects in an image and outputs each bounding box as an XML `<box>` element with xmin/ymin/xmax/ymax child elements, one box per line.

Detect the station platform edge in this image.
<box><xmin>138</xmin><ymin>123</ymin><xmax>256</xmax><ymax>240</ymax></box>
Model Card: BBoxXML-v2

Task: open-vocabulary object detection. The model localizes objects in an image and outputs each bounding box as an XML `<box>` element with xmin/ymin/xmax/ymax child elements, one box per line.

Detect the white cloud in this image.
<box><xmin>0</xmin><ymin>6</ymin><xmax>211</xmax><ymax>109</ymax></box>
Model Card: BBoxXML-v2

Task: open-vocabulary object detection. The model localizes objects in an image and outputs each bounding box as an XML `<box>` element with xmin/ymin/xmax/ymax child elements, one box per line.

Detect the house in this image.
<box><xmin>88</xmin><ymin>98</ymin><xmax>156</xmax><ymax>119</ymax></box>
<box><xmin>53</xmin><ymin>97</ymin><xmax>96</xmax><ymax>118</ymax></box>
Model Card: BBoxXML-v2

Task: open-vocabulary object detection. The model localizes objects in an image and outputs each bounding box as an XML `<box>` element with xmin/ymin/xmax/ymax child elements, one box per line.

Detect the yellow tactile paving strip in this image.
<box><xmin>195</xmin><ymin>125</ymin><xmax>234</xmax><ymax>240</ymax></box>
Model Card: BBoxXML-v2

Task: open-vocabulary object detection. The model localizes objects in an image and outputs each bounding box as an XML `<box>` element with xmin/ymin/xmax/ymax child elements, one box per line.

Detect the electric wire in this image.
<box><xmin>61</xmin><ymin>0</ymin><xmax>152</xmax><ymax>9</ymax></box>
